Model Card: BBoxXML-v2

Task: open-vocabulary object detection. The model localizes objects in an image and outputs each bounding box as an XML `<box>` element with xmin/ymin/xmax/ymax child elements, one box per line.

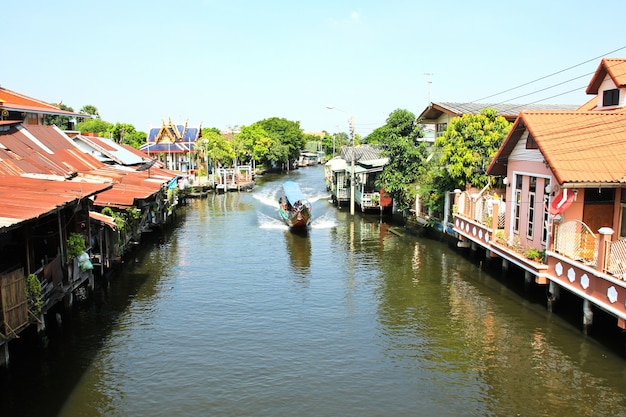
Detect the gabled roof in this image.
<box><xmin>419</xmin><ymin>102</ymin><xmax>579</xmax><ymax>123</ymax></box>
<box><xmin>586</xmin><ymin>58</ymin><xmax>626</xmax><ymax>95</ymax></box>
<box><xmin>146</xmin><ymin>120</ymin><xmax>201</xmax><ymax>143</ymax></box>
<box><xmin>487</xmin><ymin>111</ymin><xmax>626</xmax><ymax>185</ymax></box>
<box><xmin>576</xmin><ymin>96</ymin><xmax>599</xmax><ymax>112</ymax></box>
<box><xmin>0</xmin><ymin>86</ymin><xmax>86</xmax><ymax>118</ymax></box>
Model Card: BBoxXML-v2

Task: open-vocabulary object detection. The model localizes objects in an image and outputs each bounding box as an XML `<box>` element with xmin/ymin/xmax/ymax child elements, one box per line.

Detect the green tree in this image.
<box><xmin>76</xmin><ymin>118</ymin><xmax>113</xmax><ymax>136</ymax></box>
<box><xmin>435</xmin><ymin>108</ymin><xmax>511</xmax><ymax>189</ymax></box>
<box><xmin>324</xmin><ymin>131</ymin><xmax>349</xmax><ymax>157</ymax></box>
<box><xmin>372</xmin><ymin>109</ymin><xmax>428</xmax><ymax>210</ymax></box>
<box><xmin>366</xmin><ymin>108</ymin><xmax>417</xmax><ymax>144</ymax></box>
<box><xmin>238</xmin><ymin>124</ymin><xmax>271</xmax><ymax>166</ymax></box>
<box><xmin>111</xmin><ymin>123</ymin><xmax>136</xmax><ymax>144</ymax></box>
<box><xmin>197</xmin><ymin>129</ymin><xmax>235</xmax><ymax>168</ymax></box>
<box><xmin>45</xmin><ymin>103</ymin><xmax>74</xmax><ymax>130</ymax></box>
<box><xmin>253</xmin><ymin>117</ymin><xmax>304</xmax><ymax>167</ymax></box>
<box><xmin>79</xmin><ymin>104</ymin><xmax>100</xmax><ymax>119</ymax></box>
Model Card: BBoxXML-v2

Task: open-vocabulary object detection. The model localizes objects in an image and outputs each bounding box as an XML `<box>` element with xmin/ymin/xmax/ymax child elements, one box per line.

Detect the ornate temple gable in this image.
<box><xmin>155</xmin><ymin>118</ymin><xmax>185</xmax><ymax>144</ymax></box>
<box><xmin>141</xmin><ymin>118</ymin><xmax>201</xmax><ymax>155</ymax></box>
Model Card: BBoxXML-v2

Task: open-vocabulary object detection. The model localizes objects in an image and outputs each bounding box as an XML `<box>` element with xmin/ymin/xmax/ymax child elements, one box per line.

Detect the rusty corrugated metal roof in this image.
<box><xmin>0</xmin><ymin>123</ymin><xmax>178</xmax><ymax>219</ymax></box>
<box><xmin>0</xmin><ymin>175</ymin><xmax>111</xmax><ymax>231</ymax></box>
<box><xmin>75</xmin><ymin>135</ymin><xmax>146</xmax><ymax>165</ymax></box>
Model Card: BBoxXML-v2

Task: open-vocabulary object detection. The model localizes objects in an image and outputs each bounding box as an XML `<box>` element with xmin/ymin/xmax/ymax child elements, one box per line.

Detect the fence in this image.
<box><xmin>553</xmin><ymin>220</ymin><xmax>598</xmax><ymax>266</ymax></box>
<box><xmin>456</xmin><ymin>191</ymin><xmax>505</xmax><ymax>229</ymax></box>
<box><xmin>0</xmin><ymin>268</ymin><xmax>29</xmax><ymax>340</ymax></box>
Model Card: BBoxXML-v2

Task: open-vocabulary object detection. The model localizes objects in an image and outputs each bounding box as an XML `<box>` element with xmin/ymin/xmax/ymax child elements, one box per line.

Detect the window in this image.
<box><xmin>526</xmin><ymin>134</ymin><xmax>538</xmax><ymax>149</ymax></box>
<box><xmin>436</xmin><ymin>123</ymin><xmax>447</xmax><ymax>137</ymax></box>
<box><xmin>542</xmin><ymin>178</ymin><xmax>550</xmax><ymax>244</ymax></box>
<box><xmin>527</xmin><ymin>177</ymin><xmax>536</xmax><ymax>240</ymax></box>
<box><xmin>514</xmin><ymin>175</ymin><xmax>522</xmax><ymax>234</ymax></box>
<box><xmin>620</xmin><ymin>204</ymin><xmax>626</xmax><ymax>239</ymax></box>
<box><xmin>603</xmin><ymin>89</ymin><xmax>620</xmax><ymax>107</ymax></box>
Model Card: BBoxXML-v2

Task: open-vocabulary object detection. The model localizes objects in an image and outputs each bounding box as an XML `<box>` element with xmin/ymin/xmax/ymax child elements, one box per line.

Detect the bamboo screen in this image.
<box><xmin>0</xmin><ymin>268</ymin><xmax>29</xmax><ymax>340</ymax></box>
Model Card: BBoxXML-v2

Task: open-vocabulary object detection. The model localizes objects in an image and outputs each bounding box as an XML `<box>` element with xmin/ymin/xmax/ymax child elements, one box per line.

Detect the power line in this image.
<box><xmin>472</xmin><ymin>45</ymin><xmax>626</xmax><ymax>102</ymax></box>
<box><xmin>495</xmin><ymin>72</ymin><xmax>593</xmax><ymax>104</ymax></box>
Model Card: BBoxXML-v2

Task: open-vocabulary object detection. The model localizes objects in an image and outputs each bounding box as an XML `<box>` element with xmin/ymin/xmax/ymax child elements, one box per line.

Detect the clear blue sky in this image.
<box><xmin>3</xmin><ymin>0</ymin><xmax>626</xmax><ymax>136</ymax></box>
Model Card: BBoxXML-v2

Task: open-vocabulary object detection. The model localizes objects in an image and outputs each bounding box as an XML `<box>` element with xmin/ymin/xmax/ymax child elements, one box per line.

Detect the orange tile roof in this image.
<box><xmin>488</xmin><ymin>111</ymin><xmax>626</xmax><ymax>185</ymax></box>
<box><xmin>0</xmin><ymin>86</ymin><xmax>87</xmax><ymax>118</ymax></box>
<box><xmin>0</xmin><ymin>87</ymin><xmax>62</xmax><ymax>111</ymax></box>
<box><xmin>576</xmin><ymin>96</ymin><xmax>597</xmax><ymax>112</ymax></box>
<box><xmin>586</xmin><ymin>58</ymin><xmax>626</xmax><ymax>95</ymax></box>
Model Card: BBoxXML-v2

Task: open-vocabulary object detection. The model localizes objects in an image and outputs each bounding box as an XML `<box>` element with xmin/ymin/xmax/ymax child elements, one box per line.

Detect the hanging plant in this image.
<box><xmin>25</xmin><ymin>273</ymin><xmax>42</xmax><ymax>316</ymax></box>
<box><xmin>67</xmin><ymin>232</ymin><xmax>86</xmax><ymax>261</ymax></box>
<box><xmin>102</xmin><ymin>207</ymin><xmax>126</xmax><ymax>230</ymax></box>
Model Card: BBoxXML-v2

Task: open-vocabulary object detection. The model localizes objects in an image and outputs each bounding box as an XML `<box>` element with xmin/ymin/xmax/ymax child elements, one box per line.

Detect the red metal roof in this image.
<box><xmin>0</xmin><ymin>123</ymin><xmax>178</xmax><ymax>215</ymax></box>
<box><xmin>0</xmin><ymin>175</ymin><xmax>111</xmax><ymax>231</ymax></box>
<box><xmin>0</xmin><ymin>86</ymin><xmax>86</xmax><ymax>118</ymax></box>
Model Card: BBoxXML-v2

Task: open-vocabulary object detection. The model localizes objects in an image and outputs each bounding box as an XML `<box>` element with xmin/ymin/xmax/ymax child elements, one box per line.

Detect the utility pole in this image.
<box><xmin>349</xmin><ymin>115</ymin><xmax>355</xmax><ymax>216</ymax></box>
<box><xmin>326</xmin><ymin>105</ymin><xmax>357</xmax><ymax>216</ymax></box>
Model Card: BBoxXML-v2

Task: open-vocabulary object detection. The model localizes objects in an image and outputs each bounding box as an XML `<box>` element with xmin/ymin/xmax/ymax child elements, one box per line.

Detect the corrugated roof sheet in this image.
<box><xmin>0</xmin><ymin>123</ymin><xmax>177</xmax><ymax>215</ymax></box>
<box><xmin>75</xmin><ymin>135</ymin><xmax>146</xmax><ymax>165</ymax></box>
<box><xmin>0</xmin><ymin>175</ymin><xmax>111</xmax><ymax>231</ymax></box>
<box><xmin>339</xmin><ymin>144</ymin><xmax>383</xmax><ymax>163</ymax></box>
<box><xmin>419</xmin><ymin>102</ymin><xmax>579</xmax><ymax>122</ymax></box>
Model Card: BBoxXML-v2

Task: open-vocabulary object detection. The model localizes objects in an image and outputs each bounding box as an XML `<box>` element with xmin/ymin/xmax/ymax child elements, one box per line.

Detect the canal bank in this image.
<box><xmin>2</xmin><ymin>165</ymin><xmax>626</xmax><ymax>417</ymax></box>
<box><xmin>401</xmin><ymin>215</ymin><xmax>626</xmax><ymax>355</ymax></box>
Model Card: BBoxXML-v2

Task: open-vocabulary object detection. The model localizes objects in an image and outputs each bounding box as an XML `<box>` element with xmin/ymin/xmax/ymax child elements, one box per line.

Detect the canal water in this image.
<box><xmin>2</xmin><ymin>165</ymin><xmax>626</xmax><ymax>416</ymax></box>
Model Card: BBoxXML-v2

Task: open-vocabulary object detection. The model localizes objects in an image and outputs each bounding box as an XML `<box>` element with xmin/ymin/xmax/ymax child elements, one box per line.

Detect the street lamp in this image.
<box><xmin>326</xmin><ymin>105</ymin><xmax>356</xmax><ymax>215</ymax></box>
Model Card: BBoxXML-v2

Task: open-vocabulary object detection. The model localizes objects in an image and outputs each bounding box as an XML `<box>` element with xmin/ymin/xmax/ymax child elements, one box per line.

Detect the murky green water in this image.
<box><xmin>2</xmin><ymin>165</ymin><xmax>626</xmax><ymax>416</ymax></box>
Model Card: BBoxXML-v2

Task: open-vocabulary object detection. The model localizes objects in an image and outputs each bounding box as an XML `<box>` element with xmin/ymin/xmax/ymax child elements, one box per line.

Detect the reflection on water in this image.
<box><xmin>3</xmin><ymin>165</ymin><xmax>626</xmax><ymax>417</ymax></box>
<box><xmin>284</xmin><ymin>230</ymin><xmax>311</xmax><ymax>279</ymax></box>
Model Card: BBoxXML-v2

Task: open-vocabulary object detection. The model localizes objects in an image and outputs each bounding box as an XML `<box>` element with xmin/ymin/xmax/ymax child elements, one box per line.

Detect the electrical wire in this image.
<box><xmin>472</xmin><ymin>45</ymin><xmax>626</xmax><ymax>102</ymax></box>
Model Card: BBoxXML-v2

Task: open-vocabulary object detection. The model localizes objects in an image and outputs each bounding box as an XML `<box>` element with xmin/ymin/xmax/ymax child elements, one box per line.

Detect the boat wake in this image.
<box><xmin>257</xmin><ymin>211</ymin><xmax>289</xmax><ymax>230</ymax></box>
<box><xmin>310</xmin><ymin>211</ymin><xmax>338</xmax><ymax>229</ymax></box>
<box><xmin>253</xmin><ymin>183</ymin><xmax>330</xmax><ymax>206</ymax></box>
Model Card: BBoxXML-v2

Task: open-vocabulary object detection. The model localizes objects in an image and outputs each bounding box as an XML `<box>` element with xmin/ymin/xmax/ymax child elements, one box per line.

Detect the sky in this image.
<box><xmin>3</xmin><ymin>0</ymin><xmax>626</xmax><ymax>137</ymax></box>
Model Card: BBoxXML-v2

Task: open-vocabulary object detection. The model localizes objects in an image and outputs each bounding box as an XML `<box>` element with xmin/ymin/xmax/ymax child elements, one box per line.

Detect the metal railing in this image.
<box><xmin>553</xmin><ymin>220</ymin><xmax>598</xmax><ymax>266</ymax></box>
<box><xmin>606</xmin><ymin>239</ymin><xmax>626</xmax><ymax>279</ymax></box>
<box><xmin>455</xmin><ymin>191</ymin><xmax>504</xmax><ymax>229</ymax></box>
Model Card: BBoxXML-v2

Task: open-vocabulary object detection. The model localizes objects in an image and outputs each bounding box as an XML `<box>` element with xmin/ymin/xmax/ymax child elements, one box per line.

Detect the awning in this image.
<box><xmin>89</xmin><ymin>211</ymin><xmax>117</xmax><ymax>230</ymax></box>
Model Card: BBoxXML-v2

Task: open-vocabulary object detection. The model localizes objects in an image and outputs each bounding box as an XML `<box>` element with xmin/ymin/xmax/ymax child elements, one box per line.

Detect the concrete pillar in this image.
<box><xmin>583</xmin><ymin>299</ymin><xmax>593</xmax><ymax>335</ymax></box>
<box><xmin>36</xmin><ymin>313</ymin><xmax>46</xmax><ymax>334</ymax></box>
<box><xmin>547</xmin><ymin>281</ymin><xmax>560</xmax><ymax>313</ymax></box>
<box><xmin>471</xmin><ymin>242</ymin><xmax>478</xmax><ymax>252</ymax></box>
<box><xmin>490</xmin><ymin>199</ymin><xmax>500</xmax><ymax>238</ymax></box>
<box><xmin>524</xmin><ymin>271</ymin><xmax>533</xmax><ymax>290</ymax></box>
<box><xmin>0</xmin><ymin>342</ymin><xmax>9</xmax><ymax>368</ymax></box>
<box><xmin>502</xmin><ymin>259</ymin><xmax>509</xmax><ymax>271</ymax></box>
<box><xmin>596</xmin><ymin>227</ymin><xmax>614</xmax><ymax>273</ymax></box>
<box><xmin>64</xmin><ymin>292</ymin><xmax>74</xmax><ymax>310</ymax></box>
